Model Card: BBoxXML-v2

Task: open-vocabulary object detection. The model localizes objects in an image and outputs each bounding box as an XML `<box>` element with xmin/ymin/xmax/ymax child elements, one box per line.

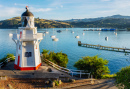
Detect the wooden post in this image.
<box><xmin>78</xmin><ymin>41</ymin><xmax>81</xmax><ymax>46</ymax></box>
<box><xmin>80</xmin><ymin>71</ymin><xmax>81</xmax><ymax>78</ymax></box>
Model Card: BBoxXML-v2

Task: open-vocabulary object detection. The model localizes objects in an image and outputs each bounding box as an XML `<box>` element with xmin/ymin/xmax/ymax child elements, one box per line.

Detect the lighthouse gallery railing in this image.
<box><xmin>13</xmin><ymin>33</ymin><xmax>43</xmax><ymax>41</ymax></box>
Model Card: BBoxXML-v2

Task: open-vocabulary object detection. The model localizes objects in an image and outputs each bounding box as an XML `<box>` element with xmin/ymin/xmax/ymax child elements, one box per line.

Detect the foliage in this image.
<box><xmin>0</xmin><ymin>53</ymin><xmax>15</xmax><ymax>65</ymax></box>
<box><xmin>0</xmin><ymin>57</ymin><xmax>6</xmax><ymax>63</ymax></box>
<box><xmin>42</xmin><ymin>49</ymin><xmax>69</xmax><ymax>68</ymax></box>
<box><xmin>116</xmin><ymin>66</ymin><xmax>130</xmax><ymax>89</ymax></box>
<box><xmin>101</xmin><ymin>74</ymin><xmax>116</xmax><ymax>79</ymax></box>
<box><xmin>6</xmin><ymin>53</ymin><xmax>15</xmax><ymax>61</ymax></box>
<box><xmin>42</xmin><ymin>49</ymin><xmax>50</xmax><ymax>59</ymax></box>
<box><xmin>74</xmin><ymin>55</ymin><xmax>110</xmax><ymax>78</ymax></box>
<box><xmin>53</xmin><ymin>80</ymin><xmax>59</xmax><ymax>86</ymax></box>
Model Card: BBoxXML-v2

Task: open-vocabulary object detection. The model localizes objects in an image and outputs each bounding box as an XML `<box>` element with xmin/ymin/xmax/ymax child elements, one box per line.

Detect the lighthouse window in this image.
<box><xmin>25</xmin><ymin>52</ymin><xmax>32</xmax><ymax>57</ymax></box>
<box><xmin>23</xmin><ymin>18</ymin><xmax>27</xmax><ymax>27</ymax></box>
<box><xmin>28</xmin><ymin>52</ymin><xmax>32</xmax><ymax>57</ymax></box>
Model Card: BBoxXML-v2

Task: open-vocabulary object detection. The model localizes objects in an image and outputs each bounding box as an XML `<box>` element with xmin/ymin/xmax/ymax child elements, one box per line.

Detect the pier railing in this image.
<box><xmin>43</xmin><ymin>58</ymin><xmax>91</xmax><ymax>78</ymax></box>
<box><xmin>0</xmin><ymin>58</ymin><xmax>11</xmax><ymax>69</ymax></box>
<box><xmin>78</xmin><ymin>41</ymin><xmax>130</xmax><ymax>53</ymax></box>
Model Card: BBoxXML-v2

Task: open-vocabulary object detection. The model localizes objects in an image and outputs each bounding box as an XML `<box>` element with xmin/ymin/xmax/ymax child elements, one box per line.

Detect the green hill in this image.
<box><xmin>1</xmin><ymin>16</ymin><xmax>130</xmax><ymax>29</ymax></box>
<box><xmin>0</xmin><ymin>17</ymin><xmax>72</xmax><ymax>28</ymax></box>
<box><xmin>70</xmin><ymin>18</ymin><xmax>130</xmax><ymax>28</ymax></box>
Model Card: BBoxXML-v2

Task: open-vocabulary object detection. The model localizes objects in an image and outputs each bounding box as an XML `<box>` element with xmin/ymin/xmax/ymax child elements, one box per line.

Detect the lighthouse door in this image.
<box><xmin>23</xmin><ymin>42</ymin><xmax>34</xmax><ymax>67</ymax></box>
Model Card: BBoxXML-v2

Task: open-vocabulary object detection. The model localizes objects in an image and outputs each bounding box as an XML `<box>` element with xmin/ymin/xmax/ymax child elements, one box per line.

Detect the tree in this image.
<box><xmin>116</xmin><ymin>66</ymin><xmax>130</xmax><ymax>89</ymax></box>
<box><xmin>48</xmin><ymin>51</ymin><xmax>69</xmax><ymax>68</ymax></box>
<box><xmin>41</xmin><ymin>49</ymin><xmax>69</xmax><ymax>68</ymax></box>
<box><xmin>74</xmin><ymin>55</ymin><xmax>110</xmax><ymax>78</ymax></box>
<box><xmin>42</xmin><ymin>49</ymin><xmax>50</xmax><ymax>59</ymax></box>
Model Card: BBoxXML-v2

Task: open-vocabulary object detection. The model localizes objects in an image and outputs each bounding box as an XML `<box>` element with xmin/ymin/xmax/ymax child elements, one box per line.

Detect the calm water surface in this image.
<box><xmin>0</xmin><ymin>28</ymin><xmax>130</xmax><ymax>74</ymax></box>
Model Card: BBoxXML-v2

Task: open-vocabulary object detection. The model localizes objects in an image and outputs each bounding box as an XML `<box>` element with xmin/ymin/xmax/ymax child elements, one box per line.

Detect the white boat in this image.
<box><xmin>50</xmin><ymin>35</ymin><xmax>56</xmax><ymax>38</ymax></box>
<box><xmin>115</xmin><ymin>33</ymin><xmax>117</xmax><ymax>35</ymax></box>
<box><xmin>105</xmin><ymin>36</ymin><xmax>108</xmax><ymax>41</ymax></box>
<box><xmin>82</xmin><ymin>32</ymin><xmax>85</xmax><ymax>35</ymax></box>
<box><xmin>98</xmin><ymin>32</ymin><xmax>100</xmax><ymax>35</ymax></box>
<box><xmin>75</xmin><ymin>35</ymin><xmax>80</xmax><ymax>38</ymax></box>
<box><xmin>52</xmin><ymin>38</ymin><xmax>59</xmax><ymax>41</ymax></box>
<box><xmin>44</xmin><ymin>31</ymin><xmax>49</xmax><ymax>34</ymax></box>
<box><xmin>9</xmin><ymin>33</ymin><xmax>13</xmax><ymax>36</ymax></box>
<box><xmin>71</xmin><ymin>31</ymin><xmax>74</xmax><ymax>33</ymax></box>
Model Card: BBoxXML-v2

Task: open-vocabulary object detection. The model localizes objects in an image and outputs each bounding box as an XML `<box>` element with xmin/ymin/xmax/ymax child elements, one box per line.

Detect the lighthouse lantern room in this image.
<box><xmin>12</xmin><ymin>6</ymin><xmax>43</xmax><ymax>70</ymax></box>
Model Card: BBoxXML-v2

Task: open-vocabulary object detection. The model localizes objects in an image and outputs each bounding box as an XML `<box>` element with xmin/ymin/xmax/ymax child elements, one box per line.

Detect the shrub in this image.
<box><xmin>101</xmin><ymin>74</ymin><xmax>116</xmax><ymax>79</ymax></box>
<box><xmin>116</xmin><ymin>66</ymin><xmax>130</xmax><ymax>89</ymax></box>
<box><xmin>41</xmin><ymin>49</ymin><xmax>69</xmax><ymax>68</ymax></box>
<box><xmin>0</xmin><ymin>53</ymin><xmax>15</xmax><ymax>66</ymax></box>
<box><xmin>74</xmin><ymin>55</ymin><xmax>110</xmax><ymax>78</ymax></box>
<box><xmin>42</xmin><ymin>49</ymin><xmax>50</xmax><ymax>59</ymax></box>
<box><xmin>53</xmin><ymin>80</ymin><xmax>59</xmax><ymax>86</ymax></box>
<box><xmin>0</xmin><ymin>57</ymin><xmax>6</xmax><ymax>63</ymax></box>
<box><xmin>6</xmin><ymin>53</ymin><xmax>15</xmax><ymax>61</ymax></box>
<box><xmin>49</xmin><ymin>52</ymin><xmax>68</xmax><ymax>68</ymax></box>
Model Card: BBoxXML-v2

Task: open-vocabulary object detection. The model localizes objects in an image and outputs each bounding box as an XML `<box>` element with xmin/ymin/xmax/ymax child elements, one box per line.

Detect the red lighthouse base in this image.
<box><xmin>14</xmin><ymin>63</ymin><xmax>42</xmax><ymax>71</ymax></box>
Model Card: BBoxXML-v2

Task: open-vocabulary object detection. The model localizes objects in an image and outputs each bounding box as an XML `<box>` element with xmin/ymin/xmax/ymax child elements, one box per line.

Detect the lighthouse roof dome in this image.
<box><xmin>22</xmin><ymin>6</ymin><xmax>34</xmax><ymax>16</ymax></box>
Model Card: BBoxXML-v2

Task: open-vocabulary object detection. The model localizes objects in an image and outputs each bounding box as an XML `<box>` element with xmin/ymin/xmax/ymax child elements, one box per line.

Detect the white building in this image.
<box><xmin>12</xmin><ymin>6</ymin><xmax>43</xmax><ymax>70</ymax></box>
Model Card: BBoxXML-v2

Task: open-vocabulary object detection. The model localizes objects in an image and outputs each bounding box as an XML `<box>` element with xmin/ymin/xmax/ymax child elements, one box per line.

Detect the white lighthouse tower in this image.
<box><xmin>12</xmin><ymin>6</ymin><xmax>43</xmax><ymax>70</ymax></box>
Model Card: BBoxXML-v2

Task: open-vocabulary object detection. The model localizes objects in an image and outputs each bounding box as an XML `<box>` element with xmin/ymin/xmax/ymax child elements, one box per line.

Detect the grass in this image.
<box><xmin>101</xmin><ymin>74</ymin><xmax>116</xmax><ymax>79</ymax></box>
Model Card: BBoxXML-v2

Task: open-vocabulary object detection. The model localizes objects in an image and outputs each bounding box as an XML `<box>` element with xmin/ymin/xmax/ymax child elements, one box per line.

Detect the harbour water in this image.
<box><xmin>0</xmin><ymin>28</ymin><xmax>130</xmax><ymax>74</ymax></box>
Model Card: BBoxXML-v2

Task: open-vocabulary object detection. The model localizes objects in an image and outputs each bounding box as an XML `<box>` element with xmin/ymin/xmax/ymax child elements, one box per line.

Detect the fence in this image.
<box><xmin>43</xmin><ymin>59</ymin><xmax>91</xmax><ymax>78</ymax></box>
<box><xmin>0</xmin><ymin>58</ymin><xmax>11</xmax><ymax>69</ymax></box>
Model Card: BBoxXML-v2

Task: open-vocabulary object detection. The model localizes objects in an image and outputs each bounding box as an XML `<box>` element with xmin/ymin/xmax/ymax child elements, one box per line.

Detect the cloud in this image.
<box><xmin>101</xmin><ymin>0</ymin><xmax>110</xmax><ymax>1</ymax></box>
<box><xmin>60</xmin><ymin>5</ymin><xmax>63</xmax><ymax>8</ymax></box>
<box><xmin>95</xmin><ymin>9</ymin><xmax>117</xmax><ymax>14</ymax></box>
<box><xmin>0</xmin><ymin>5</ymin><xmax>52</xmax><ymax>19</ymax></box>
<box><xmin>30</xmin><ymin>7</ymin><xmax>52</xmax><ymax>12</ymax></box>
<box><xmin>14</xmin><ymin>3</ymin><xmax>27</xmax><ymax>6</ymax></box>
<box><xmin>0</xmin><ymin>6</ymin><xmax>23</xmax><ymax>17</ymax></box>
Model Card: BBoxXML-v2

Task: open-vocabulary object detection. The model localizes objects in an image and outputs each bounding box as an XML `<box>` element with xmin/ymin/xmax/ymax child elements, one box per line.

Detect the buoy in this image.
<box><xmin>71</xmin><ymin>31</ymin><xmax>74</xmax><ymax>33</ymax></box>
<box><xmin>75</xmin><ymin>35</ymin><xmax>80</xmax><ymax>38</ymax></box>
<box><xmin>44</xmin><ymin>31</ymin><xmax>49</xmax><ymax>34</ymax></box>
<box><xmin>52</xmin><ymin>38</ymin><xmax>59</xmax><ymax>41</ymax></box>
<box><xmin>105</xmin><ymin>36</ymin><xmax>108</xmax><ymax>41</ymax></box>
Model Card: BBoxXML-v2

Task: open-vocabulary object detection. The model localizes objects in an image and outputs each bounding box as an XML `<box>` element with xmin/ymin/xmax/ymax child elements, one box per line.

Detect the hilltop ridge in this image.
<box><xmin>1</xmin><ymin>15</ymin><xmax>130</xmax><ymax>29</ymax></box>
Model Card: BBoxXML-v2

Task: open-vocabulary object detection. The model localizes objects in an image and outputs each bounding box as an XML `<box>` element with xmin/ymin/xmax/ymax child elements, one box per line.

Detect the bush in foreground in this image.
<box><xmin>6</xmin><ymin>53</ymin><xmax>15</xmax><ymax>61</ymax></box>
<box><xmin>101</xmin><ymin>74</ymin><xmax>116</xmax><ymax>79</ymax></box>
<box><xmin>74</xmin><ymin>55</ymin><xmax>110</xmax><ymax>78</ymax></box>
<box><xmin>0</xmin><ymin>53</ymin><xmax>15</xmax><ymax>65</ymax></box>
<box><xmin>42</xmin><ymin>49</ymin><xmax>69</xmax><ymax>68</ymax></box>
<box><xmin>116</xmin><ymin>66</ymin><xmax>130</xmax><ymax>89</ymax></box>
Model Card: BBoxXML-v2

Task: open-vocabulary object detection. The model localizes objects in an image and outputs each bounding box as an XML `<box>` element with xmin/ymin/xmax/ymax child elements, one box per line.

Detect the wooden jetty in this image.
<box><xmin>78</xmin><ymin>41</ymin><xmax>130</xmax><ymax>53</ymax></box>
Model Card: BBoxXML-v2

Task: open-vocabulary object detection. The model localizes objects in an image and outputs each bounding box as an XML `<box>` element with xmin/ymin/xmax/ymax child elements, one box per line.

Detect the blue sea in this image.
<box><xmin>0</xmin><ymin>28</ymin><xmax>130</xmax><ymax>74</ymax></box>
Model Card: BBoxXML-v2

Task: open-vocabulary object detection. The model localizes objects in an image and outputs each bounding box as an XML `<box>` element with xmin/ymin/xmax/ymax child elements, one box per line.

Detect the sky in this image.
<box><xmin>0</xmin><ymin>0</ymin><xmax>130</xmax><ymax>20</ymax></box>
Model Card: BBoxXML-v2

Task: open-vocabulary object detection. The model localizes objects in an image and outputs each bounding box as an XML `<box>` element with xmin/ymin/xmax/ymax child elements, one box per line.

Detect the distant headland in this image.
<box><xmin>1</xmin><ymin>15</ymin><xmax>130</xmax><ymax>29</ymax></box>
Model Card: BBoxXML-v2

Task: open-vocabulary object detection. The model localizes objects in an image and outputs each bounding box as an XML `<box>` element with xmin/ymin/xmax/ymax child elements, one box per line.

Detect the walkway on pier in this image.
<box><xmin>78</xmin><ymin>41</ymin><xmax>130</xmax><ymax>53</ymax></box>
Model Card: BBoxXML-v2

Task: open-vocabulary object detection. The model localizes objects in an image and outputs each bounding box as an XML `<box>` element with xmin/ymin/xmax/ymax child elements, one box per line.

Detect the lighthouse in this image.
<box><xmin>12</xmin><ymin>6</ymin><xmax>43</xmax><ymax>70</ymax></box>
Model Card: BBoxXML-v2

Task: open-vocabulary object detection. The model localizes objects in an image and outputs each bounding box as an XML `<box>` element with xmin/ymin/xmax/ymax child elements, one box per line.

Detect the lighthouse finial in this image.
<box><xmin>26</xmin><ymin>6</ymin><xmax>29</xmax><ymax>10</ymax></box>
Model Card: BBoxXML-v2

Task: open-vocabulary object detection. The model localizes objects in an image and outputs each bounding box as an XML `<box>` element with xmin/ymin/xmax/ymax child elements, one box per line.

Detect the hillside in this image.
<box><xmin>70</xmin><ymin>18</ymin><xmax>130</xmax><ymax>28</ymax></box>
<box><xmin>61</xmin><ymin>15</ymin><xmax>130</xmax><ymax>22</ymax></box>
<box><xmin>1</xmin><ymin>15</ymin><xmax>130</xmax><ymax>29</ymax></box>
<box><xmin>0</xmin><ymin>17</ymin><xmax>72</xmax><ymax>28</ymax></box>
